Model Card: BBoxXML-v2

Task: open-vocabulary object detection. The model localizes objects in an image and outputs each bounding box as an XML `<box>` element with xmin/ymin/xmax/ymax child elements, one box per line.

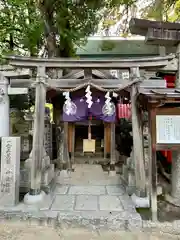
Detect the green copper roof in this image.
<box><xmin>76</xmin><ymin>38</ymin><xmax>176</xmax><ymax>57</ymax></box>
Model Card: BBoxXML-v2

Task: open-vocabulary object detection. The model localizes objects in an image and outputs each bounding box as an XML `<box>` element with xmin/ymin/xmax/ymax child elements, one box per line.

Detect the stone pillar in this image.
<box><xmin>0</xmin><ymin>73</ymin><xmax>9</xmax><ymax>137</ymax></box>
<box><xmin>173</xmin><ymin>43</ymin><xmax>180</xmax><ymax>200</ymax></box>
<box><xmin>24</xmin><ymin>67</ymin><xmax>47</xmax><ymax>204</ymax></box>
<box><xmin>122</xmin><ymin>150</ymin><xmax>136</xmax><ymax>194</ymax></box>
<box><xmin>44</xmin><ymin>114</ymin><xmax>53</xmax><ymax>160</ymax></box>
<box><xmin>171</xmin><ymin>151</ymin><xmax>180</xmax><ymax>198</ymax></box>
<box><xmin>166</xmin><ymin>151</ymin><xmax>180</xmax><ymax>206</ymax></box>
<box><xmin>165</xmin><ymin>43</ymin><xmax>180</xmax><ymax>206</ymax></box>
<box><xmin>0</xmin><ymin>137</ymin><xmax>20</xmax><ymax>206</ymax></box>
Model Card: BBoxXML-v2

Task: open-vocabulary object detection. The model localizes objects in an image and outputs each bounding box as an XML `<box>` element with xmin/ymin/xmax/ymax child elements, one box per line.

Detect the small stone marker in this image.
<box><xmin>0</xmin><ymin>137</ymin><xmax>21</xmax><ymax>206</ymax></box>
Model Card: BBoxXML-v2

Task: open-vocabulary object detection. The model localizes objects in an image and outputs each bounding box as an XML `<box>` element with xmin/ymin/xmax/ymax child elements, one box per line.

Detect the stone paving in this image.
<box><xmin>50</xmin><ymin>184</ymin><xmax>133</xmax><ymax>212</ymax></box>
<box><xmin>0</xmin><ymin>164</ymin><xmax>141</xmax><ymax>230</ymax></box>
<box><xmin>0</xmin><ymin>183</ymin><xmax>141</xmax><ymax>229</ymax></box>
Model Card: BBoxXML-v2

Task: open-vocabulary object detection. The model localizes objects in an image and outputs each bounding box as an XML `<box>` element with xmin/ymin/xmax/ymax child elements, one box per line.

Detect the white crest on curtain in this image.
<box><xmin>63</xmin><ymin>92</ymin><xmax>77</xmax><ymax>115</ymax></box>
<box><xmin>102</xmin><ymin>102</ymin><xmax>115</xmax><ymax>116</ymax></box>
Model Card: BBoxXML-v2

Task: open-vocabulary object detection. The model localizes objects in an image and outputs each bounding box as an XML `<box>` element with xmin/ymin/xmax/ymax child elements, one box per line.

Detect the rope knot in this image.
<box><xmin>31</xmin><ymin>75</ymin><xmax>49</xmax><ymax>88</ymax></box>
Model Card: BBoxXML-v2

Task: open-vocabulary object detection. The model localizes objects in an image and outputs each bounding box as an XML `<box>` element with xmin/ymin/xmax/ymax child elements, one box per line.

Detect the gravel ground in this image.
<box><xmin>0</xmin><ymin>222</ymin><xmax>179</xmax><ymax>240</ymax></box>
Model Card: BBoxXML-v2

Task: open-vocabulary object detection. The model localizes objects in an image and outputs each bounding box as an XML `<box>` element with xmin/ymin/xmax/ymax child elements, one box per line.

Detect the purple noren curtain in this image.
<box><xmin>62</xmin><ymin>96</ymin><xmax>116</xmax><ymax>122</ymax></box>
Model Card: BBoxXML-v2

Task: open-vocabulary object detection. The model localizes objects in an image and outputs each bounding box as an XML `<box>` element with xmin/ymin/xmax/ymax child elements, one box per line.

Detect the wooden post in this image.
<box><xmin>29</xmin><ymin>66</ymin><xmax>47</xmax><ymax>196</ymax></box>
<box><xmin>138</xmin><ymin>107</ymin><xmax>145</xmax><ymax>167</ymax></box>
<box><xmin>104</xmin><ymin>123</ymin><xmax>111</xmax><ymax>158</ymax></box>
<box><xmin>64</xmin><ymin>122</ymin><xmax>71</xmax><ymax>170</ymax></box>
<box><xmin>104</xmin><ymin>123</ymin><xmax>106</xmax><ymax>159</ymax></box>
<box><xmin>110</xmin><ymin>122</ymin><xmax>116</xmax><ymax>172</ymax></box>
<box><xmin>148</xmin><ymin>108</ymin><xmax>158</xmax><ymax>221</ymax></box>
<box><xmin>71</xmin><ymin>123</ymin><xmax>75</xmax><ymax>163</ymax></box>
<box><xmin>130</xmin><ymin>67</ymin><xmax>146</xmax><ymax>197</ymax></box>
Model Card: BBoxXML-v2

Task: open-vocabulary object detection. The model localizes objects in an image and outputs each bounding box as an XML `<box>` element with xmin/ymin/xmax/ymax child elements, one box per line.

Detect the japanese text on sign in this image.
<box><xmin>156</xmin><ymin>115</ymin><xmax>180</xmax><ymax>144</ymax></box>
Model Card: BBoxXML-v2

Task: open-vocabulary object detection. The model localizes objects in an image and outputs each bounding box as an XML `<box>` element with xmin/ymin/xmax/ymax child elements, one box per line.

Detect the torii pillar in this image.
<box><xmin>24</xmin><ymin>66</ymin><xmax>47</xmax><ymax>204</ymax></box>
<box><xmin>0</xmin><ymin>73</ymin><xmax>9</xmax><ymax>138</ymax></box>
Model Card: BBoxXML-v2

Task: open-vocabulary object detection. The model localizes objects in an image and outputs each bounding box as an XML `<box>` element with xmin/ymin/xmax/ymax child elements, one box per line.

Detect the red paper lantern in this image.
<box><xmin>117</xmin><ymin>103</ymin><xmax>131</xmax><ymax>119</ymax></box>
<box><xmin>164</xmin><ymin>75</ymin><xmax>176</xmax><ymax>88</ymax></box>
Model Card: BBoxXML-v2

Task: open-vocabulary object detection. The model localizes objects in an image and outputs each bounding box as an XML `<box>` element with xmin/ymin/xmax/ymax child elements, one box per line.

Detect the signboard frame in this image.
<box><xmin>151</xmin><ymin>107</ymin><xmax>180</xmax><ymax>150</ymax></box>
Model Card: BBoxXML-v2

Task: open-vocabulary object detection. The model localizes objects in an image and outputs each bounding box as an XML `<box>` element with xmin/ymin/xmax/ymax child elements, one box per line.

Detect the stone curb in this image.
<box><xmin>0</xmin><ymin>210</ymin><xmax>180</xmax><ymax>235</ymax></box>
<box><xmin>0</xmin><ymin>210</ymin><xmax>140</xmax><ymax>230</ymax></box>
<box><xmin>142</xmin><ymin>220</ymin><xmax>180</xmax><ymax>236</ymax></box>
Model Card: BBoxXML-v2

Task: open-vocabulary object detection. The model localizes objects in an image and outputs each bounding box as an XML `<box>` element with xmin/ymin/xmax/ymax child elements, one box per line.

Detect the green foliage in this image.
<box><xmin>139</xmin><ymin>0</ymin><xmax>178</xmax><ymax>22</ymax></box>
<box><xmin>1</xmin><ymin>0</ymin><xmax>180</xmax><ymax>60</ymax></box>
<box><xmin>0</xmin><ymin>0</ymin><xmax>136</xmax><ymax>110</ymax></box>
<box><xmin>0</xmin><ymin>0</ymin><xmax>134</xmax><ymax>58</ymax></box>
<box><xmin>0</xmin><ymin>0</ymin><xmax>44</xmax><ymax>57</ymax></box>
<box><xmin>9</xmin><ymin>95</ymin><xmax>30</xmax><ymax>110</ymax></box>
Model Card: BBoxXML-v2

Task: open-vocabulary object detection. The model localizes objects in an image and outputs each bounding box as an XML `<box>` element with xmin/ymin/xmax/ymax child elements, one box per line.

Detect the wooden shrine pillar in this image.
<box><xmin>148</xmin><ymin>106</ymin><xmax>158</xmax><ymax>221</ymax></box>
<box><xmin>110</xmin><ymin>122</ymin><xmax>116</xmax><ymax>172</ymax></box>
<box><xmin>64</xmin><ymin>122</ymin><xmax>72</xmax><ymax>170</ymax></box>
<box><xmin>104</xmin><ymin>122</ymin><xmax>111</xmax><ymax>158</ymax></box>
<box><xmin>130</xmin><ymin>67</ymin><xmax>146</xmax><ymax>197</ymax></box>
<box><xmin>68</xmin><ymin>123</ymin><xmax>75</xmax><ymax>163</ymax></box>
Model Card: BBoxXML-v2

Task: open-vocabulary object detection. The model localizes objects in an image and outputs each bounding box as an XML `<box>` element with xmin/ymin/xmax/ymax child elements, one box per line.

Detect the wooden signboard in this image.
<box><xmin>151</xmin><ymin>107</ymin><xmax>180</xmax><ymax>150</ymax></box>
<box><xmin>149</xmin><ymin>106</ymin><xmax>180</xmax><ymax>221</ymax></box>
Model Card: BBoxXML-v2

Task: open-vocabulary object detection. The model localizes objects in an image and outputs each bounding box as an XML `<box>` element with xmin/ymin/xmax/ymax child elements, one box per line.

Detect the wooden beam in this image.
<box><xmin>47</xmin><ymin>79</ymin><xmax>166</xmax><ymax>89</ymax></box>
<box><xmin>6</xmin><ymin>55</ymin><xmax>173</xmax><ymax>69</ymax></box>
<box><xmin>10</xmin><ymin>78</ymin><xmax>167</xmax><ymax>89</ymax></box>
<box><xmin>47</xmin><ymin>78</ymin><xmax>166</xmax><ymax>89</ymax></box>
<box><xmin>161</xmin><ymin>58</ymin><xmax>177</xmax><ymax>72</ymax></box>
<box><xmin>8</xmin><ymin>87</ymin><xmax>28</xmax><ymax>95</ymax></box>
<box><xmin>145</xmin><ymin>28</ymin><xmax>180</xmax><ymax>45</ymax></box>
<box><xmin>84</xmin><ymin>68</ymin><xmax>92</xmax><ymax>79</ymax></box>
<box><xmin>62</xmin><ymin>69</ymin><xmax>113</xmax><ymax>79</ymax></box>
<box><xmin>0</xmin><ymin>65</ymin><xmax>14</xmax><ymax>71</ymax></box>
<box><xmin>138</xmin><ymin>88</ymin><xmax>180</xmax><ymax>98</ymax></box>
<box><xmin>129</xmin><ymin>18</ymin><xmax>180</xmax><ymax>36</ymax></box>
<box><xmin>10</xmin><ymin>79</ymin><xmax>32</xmax><ymax>88</ymax></box>
<box><xmin>1</xmin><ymin>70</ymin><xmax>30</xmax><ymax>78</ymax></box>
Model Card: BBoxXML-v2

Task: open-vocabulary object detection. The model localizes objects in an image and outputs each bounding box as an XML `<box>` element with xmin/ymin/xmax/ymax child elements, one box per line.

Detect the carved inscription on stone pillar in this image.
<box><xmin>0</xmin><ymin>137</ymin><xmax>20</xmax><ymax>206</ymax></box>
<box><xmin>44</xmin><ymin>121</ymin><xmax>52</xmax><ymax>159</ymax></box>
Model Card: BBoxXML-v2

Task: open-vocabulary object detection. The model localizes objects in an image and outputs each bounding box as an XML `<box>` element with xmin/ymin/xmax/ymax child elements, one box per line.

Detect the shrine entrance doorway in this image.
<box><xmin>67</xmin><ymin>120</ymin><xmax>111</xmax><ymax>163</ymax></box>
<box><xmin>74</xmin><ymin>120</ymin><xmax>104</xmax><ymax>158</ymax></box>
<box><xmin>64</xmin><ymin>88</ymin><xmax>115</xmax><ymax>164</ymax></box>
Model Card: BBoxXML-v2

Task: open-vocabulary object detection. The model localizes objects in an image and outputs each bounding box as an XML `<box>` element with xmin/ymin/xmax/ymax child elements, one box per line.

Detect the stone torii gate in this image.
<box><xmin>5</xmin><ymin>55</ymin><xmax>173</xmax><ymax>204</ymax></box>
